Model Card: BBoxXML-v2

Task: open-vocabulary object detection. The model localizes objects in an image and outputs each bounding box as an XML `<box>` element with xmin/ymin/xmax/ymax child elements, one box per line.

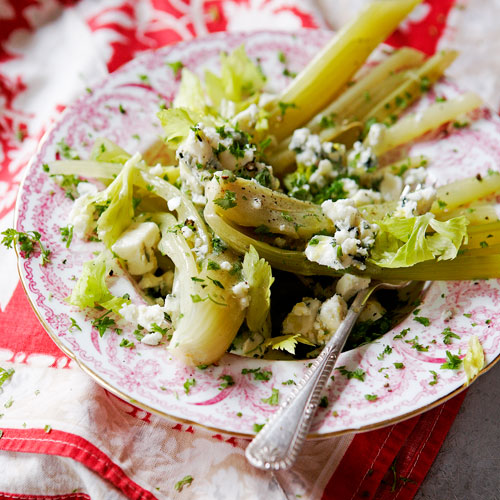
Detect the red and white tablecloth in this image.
<box><xmin>0</xmin><ymin>1</ymin><xmax>498</xmax><ymax>498</ymax></box>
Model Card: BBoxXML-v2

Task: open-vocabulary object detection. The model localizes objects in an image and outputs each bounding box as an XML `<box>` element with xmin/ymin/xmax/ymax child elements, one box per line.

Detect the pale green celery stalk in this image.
<box><xmin>361</xmin><ymin>50</ymin><xmax>458</xmax><ymax>124</ymax></box>
<box><xmin>431</xmin><ymin>173</ymin><xmax>500</xmax><ymax>214</ymax></box>
<box><xmin>360</xmin><ymin>173</ymin><xmax>500</xmax><ymax>223</ymax></box>
<box><xmin>205</xmin><ymin>177</ymin><xmax>331</xmax><ymax>239</ymax></box>
<box><xmin>464</xmin><ymin>229</ymin><xmax>500</xmax><ymax>249</ymax></box>
<box><xmin>49</xmin><ymin>160</ymin><xmax>179</xmax><ymax>184</ymax></box>
<box><xmin>313</xmin><ymin>47</ymin><xmax>425</xmax><ymax>134</ymax></box>
<box><xmin>268</xmin><ymin>0</ymin><xmax>422</xmax><ymax>141</ymax></box>
<box><xmin>48</xmin><ymin>160</ymin><xmax>123</xmax><ymax>179</ymax></box>
<box><xmin>460</xmin><ymin>243</ymin><xmax>500</xmax><ymax>256</ymax></box>
<box><xmin>136</xmin><ymin>170</ymin><xmax>211</xmax><ymax>252</ymax></box>
<box><xmin>439</xmin><ymin>204</ymin><xmax>498</xmax><ymax>225</ymax></box>
<box><xmin>158</xmin><ymin>228</ymin><xmax>245</xmax><ymax>366</ymax></box>
<box><xmin>369</xmin><ymin>92</ymin><xmax>482</xmax><ymax>156</ymax></box>
<box><xmin>269</xmin><ymin>48</ymin><xmax>426</xmax><ymax>175</ymax></box>
<box><xmin>204</xmin><ymin>201</ymin><xmax>500</xmax><ymax>280</ymax></box>
<box><xmin>467</xmin><ymin>221</ymin><xmax>500</xmax><ymax>234</ymax></box>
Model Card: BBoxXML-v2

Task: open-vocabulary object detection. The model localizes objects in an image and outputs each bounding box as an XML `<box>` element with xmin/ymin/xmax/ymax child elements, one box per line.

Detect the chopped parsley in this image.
<box><xmin>69</xmin><ymin>318</ymin><xmax>82</xmax><ymax>332</ymax></box>
<box><xmin>59</xmin><ymin>225</ymin><xmax>74</xmax><ymax>248</ymax></box>
<box><xmin>167</xmin><ymin>61</ymin><xmax>184</xmax><ymax>78</ymax></box>
<box><xmin>441</xmin><ymin>327</ymin><xmax>460</xmax><ymax>345</ymax></box>
<box><xmin>364</xmin><ymin>394</ymin><xmax>378</xmax><ymax>402</ymax></box>
<box><xmin>377</xmin><ymin>345</ymin><xmax>393</xmax><ymax>360</ymax></box>
<box><xmin>253</xmin><ymin>423</ymin><xmax>265</xmax><ymax>432</ymax></box>
<box><xmin>282</xmin><ymin>379</ymin><xmax>296</xmax><ymax>385</ymax></box>
<box><xmin>414</xmin><ymin>316</ymin><xmax>430</xmax><ymax>327</ymax></box>
<box><xmin>213</xmin><ymin>190</ymin><xmax>237</xmax><ymax>210</ymax></box>
<box><xmin>278</xmin><ymin>101</ymin><xmax>297</xmax><ymax>116</ymax></box>
<box><xmin>119</xmin><ymin>338</ymin><xmax>135</xmax><ymax>349</ymax></box>
<box><xmin>174</xmin><ymin>475</ymin><xmax>193</xmax><ymax>492</ymax></box>
<box><xmin>56</xmin><ymin>138</ymin><xmax>80</xmax><ymax>160</ymax></box>
<box><xmin>405</xmin><ymin>336</ymin><xmax>428</xmax><ymax>352</ymax></box>
<box><xmin>44</xmin><ymin>424</ymin><xmax>52</xmax><ymax>433</ymax></box>
<box><xmin>0</xmin><ymin>367</ymin><xmax>14</xmax><ymax>388</ymax></box>
<box><xmin>337</xmin><ymin>366</ymin><xmax>365</xmax><ymax>382</ymax></box>
<box><xmin>393</xmin><ymin>362</ymin><xmax>405</xmax><ymax>369</ymax></box>
<box><xmin>183</xmin><ymin>378</ymin><xmax>196</xmax><ymax>394</ymax></box>
<box><xmin>261</xmin><ymin>388</ymin><xmax>279</xmax><ymax>406</ymax></box>
<box><xmin>319</xmin><ymin>396</ymin><xmax>329</xmax><ymax>408</ymax></box>
<box><xmin>92</xmin><ymin>312</ymin><xmax>115</xmax><ymax>337</ymax></box>
<box><xmin>1</xmin><ymin>229</ymin><xmax>51</xmax><ymax>266</ymax></box>
<box><xmin>207</xmin><ymin>260</ymin><xmax>220</xmax><ymax>270</ymax></box>
<box><xmin>218</xmin><ymin>374</ymin><xmax>235</xmax><ymax>390</ymax></box>
<box><xmin>440</xmin><ymin>350</ymin><xmax>462</xmax><ymax>370</ymax></box>
<box><xmin>429</xmin><ymin>370</ymin><xmax>438</xmax><ymax>385</ymax></box>
<box><xmin>241</xmin><ymin>367</ymin><xmax>272</xmax><ymax>381</ymax></box>
<box><xmin>212</xmin><ymin>237</ymin><xmax>227</xmax><ymax>254</ymax></box>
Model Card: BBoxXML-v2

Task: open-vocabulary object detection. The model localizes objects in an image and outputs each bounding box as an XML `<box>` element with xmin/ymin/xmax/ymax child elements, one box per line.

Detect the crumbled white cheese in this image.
<box><xmin>252</xmin><ymin>197</ymin><xmax>262</xmax><ymax>209</ymax></box>
<box><xmin>120</xmin><ymin>303</ymin><xmax>168</xmax><ymax>331</ymax></box>
<box><xmin>69</xmin><ymin>194</ymin><xmax>95</xmax><ymax>239</ymax></box>
<box><xmin>192</xmin><ymin>193</ymin><xmax>207</xmax><ymax>205</ymax></box>
<box><xmin>395</xmin><ymin>186</ymin><xmax>437</xmax><ymax>218</ymax></box>
<box><xmin>289</xmin><ymin>128</ymin><xmax>345</xmax><ymax>171</ymax></box>
<box><xmin>352</xmin><ymin>189</ymin><xmax>382</xmax><ymax>206</ymax></box>
<box><xmin>315</xmin><ymin>295</ymin><xmax>348</xmax><ymax>344</ymax></box>
<box><xmin>76</xmin><ymin>182</ymin><xmax>98</xmax><ymax>197</ymax></box>
<box><xmin>340</xmin><ymin>178</ymin><xmax>360</xmax><ymax>198</ymax></box>
<box><xmin>232</xmin><ymin>281</ymin><xmax>250</xmax><ymax>308</ymax></box>
<box><xmin>220</xmin><ymin>261</ymin><xmax>232</xmax><ymax>271</ymax></box>
<box><xmin>231</xmin><ymin>103</ymin><xmax>259</xmax><ymax>130</ymax></box>
<box><xmin>336</xmin><ymin>274</ymin><xmax>371</xmax><ymax>301</ymax></box>
<box><xmin>309</xmin><ymin>159</ymin><xmax>336</xmax><ymax>188</ymax></box>
<box><xmin>282</xmin><ymin>298</ymin><xmax>321</xmax><ymax>338</ymax></box>
<box><xmin>359</xmin><ymin>299</ymin><xmax>386</xmax><ymax>322</ymax></box>
<box><xmin>306</xmin><ymin>199</ymin><xmax>378</xmax><ymax>270</ymax></box>
<box><xmin>367</xmin><ymin>123</ymin><xmax>386</xmax><ymax>147</ymax></box>
<box><xmin>111</xmin><ymin>222</ymin><xmax>160</xmax><ymax>275</ymax></box>
<box><xmin>149</xmin><ymin>164</ymin><xmax>164</xmax><ymax>176</ymax></box>
<box><xmin>167</xmin><ymin>196</ymin><xmax>181</xmax><ymax>211</ymax></box>
<box><xmin>347</xmin><ymin>141</ymin><xmax>377</xmax><ymax>176</ymax></box>
<box><xmin>282</xmin><ymin>294</ymin><xmax>347</xmax><ymax>346</ymax></box>
<box><xmin>141</xmin><ymin>332</ymin><xmax>163</xmax><ymax>346</ymax></box>
<box><xmin>181</xmin><ymin>225</ymin><xmax>194</xmax><ymax>239</ymax></box>
<box><xmin>403</xmin><ymin>167</ymin><xmax>427</xmax><ymax>188</ymax></box>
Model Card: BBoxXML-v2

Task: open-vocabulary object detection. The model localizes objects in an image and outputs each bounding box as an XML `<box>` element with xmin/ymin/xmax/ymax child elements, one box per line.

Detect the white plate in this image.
<box><xmin>16</xmin><ymin>30</ymin><xmax>500</xmax><ymax>437</ymax></box>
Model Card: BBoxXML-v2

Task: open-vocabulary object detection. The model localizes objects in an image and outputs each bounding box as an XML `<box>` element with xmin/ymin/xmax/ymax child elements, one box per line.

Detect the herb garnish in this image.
<box><xmin>1</xmin><ymin>229</ymin><xmax>51</xmax><ymax>266</ymax></box>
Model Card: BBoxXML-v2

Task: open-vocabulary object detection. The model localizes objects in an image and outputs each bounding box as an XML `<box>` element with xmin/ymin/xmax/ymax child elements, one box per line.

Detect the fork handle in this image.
<box><xmin>245</xmin><ymin>287</ymin><xmax>372</xmax><ymax>471</ymax></box>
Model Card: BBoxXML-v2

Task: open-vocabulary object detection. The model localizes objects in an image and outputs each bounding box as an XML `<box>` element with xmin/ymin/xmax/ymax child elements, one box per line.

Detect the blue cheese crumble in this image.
<box><xmin>305</xmin><ymin>199</ymin><xmax>378</xmax><ymax>270</ymax></box>
<box><xmin>282</xmin><ymin>294</ymin><xmax>348</xmax><ymax>346</ymax></box>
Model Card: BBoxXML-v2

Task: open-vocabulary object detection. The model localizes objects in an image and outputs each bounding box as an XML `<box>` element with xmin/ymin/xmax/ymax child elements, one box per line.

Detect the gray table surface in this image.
<box><xmin>415</xmin><ymin>366</ymin><xmax>500</xmax><ymax>500</ymax></box>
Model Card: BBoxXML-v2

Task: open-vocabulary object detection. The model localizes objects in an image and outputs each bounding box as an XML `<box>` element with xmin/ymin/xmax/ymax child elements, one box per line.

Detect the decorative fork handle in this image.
<box><xmin>245</xmin><ymin>286</ymin><xmax>376</xmax><ymax>471</ymax></box>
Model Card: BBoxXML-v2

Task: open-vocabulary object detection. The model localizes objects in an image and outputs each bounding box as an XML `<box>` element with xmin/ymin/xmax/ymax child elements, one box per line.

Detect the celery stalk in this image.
<box><xmin>268</xmin><ymin>0</ymin><xmax>423</xmax><ymax>141</ymax></box>
<box><xmin>369</xmin><ymin>92</ymin><xmax>483</xmax><ymax>156</ymax></box>
<box><xmin>362</xmin><ymin>50</ymin><xmax>458</xmax><ymax>124</ymax></box>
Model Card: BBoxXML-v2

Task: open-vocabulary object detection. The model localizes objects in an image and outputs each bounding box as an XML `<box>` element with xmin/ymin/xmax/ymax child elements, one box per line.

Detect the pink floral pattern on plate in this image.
<box><xmin>15</xmin><ymin>31</ymin><xmax>500</xmax><ymax>436</ymax></box>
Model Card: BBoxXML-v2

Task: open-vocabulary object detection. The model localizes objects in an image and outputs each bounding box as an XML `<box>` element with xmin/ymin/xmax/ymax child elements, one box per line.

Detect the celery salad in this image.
<box><xmin>43</xmin><ymin>1</ymin><xmax>498</xmax><ymax>370</ymax></box>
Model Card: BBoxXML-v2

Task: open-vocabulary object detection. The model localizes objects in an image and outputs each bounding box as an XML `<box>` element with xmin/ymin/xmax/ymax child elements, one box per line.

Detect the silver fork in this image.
<box><xmin>245</xmin><ymin>280</ymin><xmax>412</xmax><ymax>471</ymax></box>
